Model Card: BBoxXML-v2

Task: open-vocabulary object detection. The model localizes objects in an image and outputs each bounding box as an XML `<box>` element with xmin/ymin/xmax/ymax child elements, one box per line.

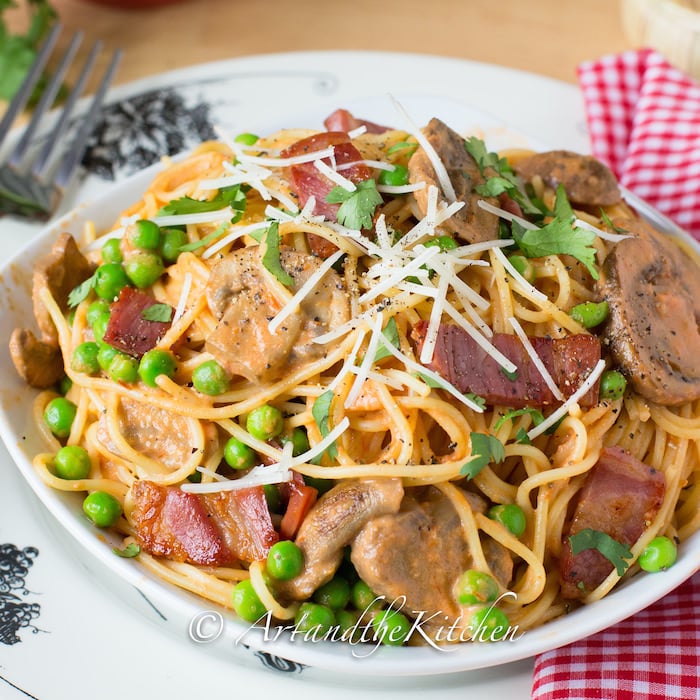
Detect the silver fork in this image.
<box><xmin>0</xmin><ymin>24</ymin><xmax>121</xmax><ymax>220</ymax></box>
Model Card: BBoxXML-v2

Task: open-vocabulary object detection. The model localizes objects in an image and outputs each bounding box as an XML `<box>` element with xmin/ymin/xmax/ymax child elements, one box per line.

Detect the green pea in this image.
<box><xmin>600</xmin><ymin>370</ymin><xmax>627</xmax><ymax>401</ymax></box>
<box><xmin>223</xmin><ymin>437</ymin><xmax>256</xmax><ymax>470</ymax></box>
<box><xmin>638</xmin><ymin>536</ymin><xmax>677</xmax><ymax>572</ymax></box>
<box><xmin>159</xmin><ymin>228</ymin><xmax>187</xmax><ymax>263</ymax></box>
<box><xmin>266</xmin><ymin>540</ymin><xmax>304</xmax><ymax>581</ymax></box>
<box><xmin>336</xmin><ymin>609</ymin><xmax>360</xmax><ymax>637</ymax></box>
<box><xmin>187</xmin><ymin>469</ymin><xmax>202</xmax><ymax>483</ymax></box>
<box><xmin>71</xmin><ymin>342</ymin><xmax>100</xmax><ymax>375</ymax></box>
<box><xmin>294</xmin><ymin>602</ymin><xmax>335</xmax><ymax>636</ymax></box>
<box><xmin>314</xmin><ymin>576</ymin><xmax>351</xmax><ymax>610</ymax></box>
<box><xmin>125</xmin><ymin>252</ymin><xmax>164</xmax><ymax>289</ymax></box>
<box><xmin>282</xmin><ymin>427</ymin><xmax>310</xmax><ymax>457</ymax></box>
<box><xmin>54</xmin><ymin>445</ymin><xmax>91</xmax><ymax>480</ymax></box>
<box><xmin>101</xmin><ymin>238</ymin><xmax>123</xmax><ymax>264</ymax></box>
<box><xmin>138</xmin><ymin>349</ymin><xmax>177</xmax><ymax>388</ymax></box>
<box><xmin>83</xmin><ymin>491</ymin><xmax>122</xmax><ymax>527</ymax></box>
<box><xmin>372</xmin><ymin>608</ymin><xmax>411</xmax><ymax>646</ymax></box>
<box><xmin>94</xmin><ymin>263</ymin><xmax>129</xmax><ymax>301</ymax></box>
<box><xmin>92</xmin><ymin>313</ymin><xmax>110</xmax><ymax>343</ymax></box>
<box><xmin>232</xmin><ymin>579</ymin><xmax>267</xmax><ymax>623</ymax></box>
<box><xmin>59</xmin><ymin>375</ymin><xmax>73</xmax><ymax>396</ymax></box>
<box><xmin>44</xmin><ymin>397</ymin><xmax>77</xmax><ymax>439</ymax></box>
<box><xmin>246</xmin><ymin>404</ymin><xmax>284</xmax><ymax>441</ymax></box>
<box><xmin>454</xmin><ymin>570</ymin><xmax>499</xmax><ymax>606</ymax></box>
<box><xmin>378</xmin><ymin>164</ymin><xmax>409</xmax><ymax>187</ymax></box>
<box><xmin>468</xmin><ymin>605</ymin><xmax>510</xmax><ymax>642</ymax></box>
<box><xmin>304</xmin><ymin>475</ymin><xmax>333</xmax><ymax>495</ymax></box>
<box><xmin>97</xmin><ymin>343</ymin><xmax>119</xmax><ymax>372</ymax></box>
<box><xmin>108</xmin><ymin>353</ymin><xmax>139</xmax><ymax>384</ymax></box>
<box><xmin>192</xmin><ymin>359</ymin><xmax>230</xmax><ymax>396</ymax></box>
<box><xmin>424</xmin><ymin>235</ymin><xmax>458</xmax><ymax>252</ymax></box>
<box><xmin>487</xmin><ymin>503</ymin><xmax>527</xmax><ymax>538</ymax></box>
<box><xmin>350</xmin><ymin>579</ymin><xmax>382</xmax><ymax>611</ymax></box>
<box><xmin>507</xmin><ymin>254</ymin><xmax>536</xmax><ymax>283</ymax></box>
<box><xmin>263</xmin><ymin>484</ymin><xmax>281</xmax><ymax>512</ymax></box>
<box><xmin>234</xmin><ymin>132</ymin><xmax>259</xmax><ymax>146</ymax></box>
<box><xmin>129</xmin><ymin>219</ymin><xmax>161</xmax><ymax>250</ymax></box>
<box><xmin>569</xmin><ymin>300</ymin><xmax>609</xmax><ymax>328</ymax></box>
<box><xmin>86</xmin><ymin>299</ymin><xmax>111</xmax><ymax>327</ymax></box>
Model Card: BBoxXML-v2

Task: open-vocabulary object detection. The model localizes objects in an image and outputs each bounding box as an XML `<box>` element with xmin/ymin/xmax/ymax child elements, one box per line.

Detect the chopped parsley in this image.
<box><xmin>512</xmin><ymin>186</ymin><xmax>599</xmax><ymax>280</ymax></box>
<box><xmin>373</xmin><ymin>317</ymin><xmax>400</xmax><ymax>362</ymax></box>
<box><xmin>465</xmin><ymin>393</ymin><xmax>486</xmax><ymax>410</ymax></box>
<box><xmin>178</xmin><ymin>221</ymin><xmax>229</xmax><ymax>252</ymax></box>
<box><xmin>494</xmin><ymin>407</ymin><xmax>545</xmax><ymax>431</ymax></box>
<box><xmin>261</xmin><ymin>222</ymin><xmax>293</xmax><ymax>287</ymax></box>
<box><xmin>465</xmin><ymin>136</ymin><xmax>540</xmax><ymax>216</ymax></box>
<box><xmin>600</xmin><ymin>209</ymin><xmax>628</xmax><ymax>234</ymax></box>
<box><xmin>461</xmin><ymin>432</ymin><xmax>505</xmax><ymax>479</ymax></box>
<box><xmin>67</xmin><ymin>272</ymin><xmax>97</xmax><ymax>308</ymax></box>
<box><xmin>311</xmin><ymin>390</ymin><xmax>338</xmax><ymax>461</ymax></box>
<box><xmin>386</xmin><ymin>141</ymin><xmax>418</xmax><ymax>157</ymax></box>
<box><xmin>326</xmin><ymin>179</ymin><xmax>382</xmax><ymax>230</ymax></box>
<box><xmin>112</xmin><ymin>542</ymin><xmax>141</xmax><ymax>558</ymax></box>
<box><xmin>141</xmin><ymin>303</ymin><xmax>173</xmax><ymax>323</ymax></box>
<box><xmin>159</xmin><ymin>184</ymin><xmax>247</xmax><ymax>221</ymax></box>
<box><xmin>569</xmin><ymin>528</ymin><xmax>633</xmax><ymax>576</ymax></box>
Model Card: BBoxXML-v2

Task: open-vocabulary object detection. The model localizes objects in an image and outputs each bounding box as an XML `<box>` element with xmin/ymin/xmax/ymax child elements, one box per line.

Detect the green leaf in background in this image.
<box><xmin>569</xmin><ymin>528</ymin><xmax>633</xmax><ymax>576</ymax></box>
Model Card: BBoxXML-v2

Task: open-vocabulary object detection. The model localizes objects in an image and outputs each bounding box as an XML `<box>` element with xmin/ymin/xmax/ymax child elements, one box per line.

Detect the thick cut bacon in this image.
<box><xmin>559</xmin><ymin>447</ymin><xmax>665</xmax><ymax>599</ymax></box>
<box><xmin>103</xmin><ymin>287</ymin><xmax>172</xmax><ymax>358</ymax></box>
<box><xmin>411</xmin><ymin>321</ymin><xmax>601</xmax><ymax>408</ymax></box>
<box><xmin>323</xmin><ymin>108</ymin><xmax>391</xmax><ymax>135</ymax></box>
<box><xmin>282</xmin><ymin>131</ymin><xmax>373</xmax><ymax>258</ymax></box>
<box><xmin>129</xmin><ymin>481</ymin><xmax>278</xmax><ymax>566</ymax></box>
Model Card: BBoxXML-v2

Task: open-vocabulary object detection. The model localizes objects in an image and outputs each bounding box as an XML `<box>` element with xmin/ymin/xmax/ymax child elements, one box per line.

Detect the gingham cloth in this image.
<box><xmin>531</xmin><ymin>571</ymin><xmax>700</xmax><ymax>699</ymax></box>
<box><xmin>576</xmin><ymin>49</ymin><xmax>700</xmax><ymax>240</ymax></box>
<box><xmin>530</xmin><ymin>50</ymin><xmax>700</xmax><ymax>698</ymax></box>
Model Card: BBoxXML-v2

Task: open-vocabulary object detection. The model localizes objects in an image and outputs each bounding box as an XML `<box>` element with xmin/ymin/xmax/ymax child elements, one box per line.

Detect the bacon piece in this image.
<box><xmin>279</xmin><ymin>471</ymin><xmax>318</xmax><ymax>540</ymax></box>
<box><xmin>103</xmin><ymin>287</ymin><xmax>172</xmax><ymax>358</ymax></box>
<box><xmin>411</xmin><ymin>321</ymin><xmax>601</xmax><ymax>408</ymax></box>
<box><xmin>282</xmin><ymin>131</ymin><xmax>373</xmax><ymax>258</ymax></box>
<box><xmin>129</xmin><ymin>481</ymin><xmax>278</xmax><ymax>566</ymax></box>
<box><xmin>323</xmin><ymin>108</ymin><xmax>391</xmax><ymax>135</ymax></box>
<box><xmin>559</xmin><ymin>447</ymin><xmax>665</xmax><ymax>599</ymax></box>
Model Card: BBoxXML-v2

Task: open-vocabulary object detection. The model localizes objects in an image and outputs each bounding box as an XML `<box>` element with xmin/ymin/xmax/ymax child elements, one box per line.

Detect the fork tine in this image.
<box><xmin>52</xmin><ymin>47</ymin><xmax>122</xmax><ymax>190</ymax></box>
<box><xmin>31</xmin><ymin>39</ymin><xmax>102</xmax><ymax>178</ymax></box>
<box><xmin>9</xmin><ymin>31</ymin><xmax>84</xmax><ymax>167</ymax></box>
<box><xmin>0</xmin><ymin>22</ymin><xmax>62</xmax><ymax>146</ymax></box>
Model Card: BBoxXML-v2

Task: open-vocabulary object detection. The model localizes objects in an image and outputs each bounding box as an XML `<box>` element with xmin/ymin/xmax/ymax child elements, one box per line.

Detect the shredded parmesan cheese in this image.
<box><xmin>314</xmin><ymin>158</ymin><xmax>357</xmax><ymax>191</ymax></box>
<box><xmin>173</xmin><ymin>271</ymin><xmax>192</xmax><ymax>323</ymax></box>
<box><xmin>153</xmin><ymin>208</ymin><xmax>234</xmax><ymax>228</ymax></box>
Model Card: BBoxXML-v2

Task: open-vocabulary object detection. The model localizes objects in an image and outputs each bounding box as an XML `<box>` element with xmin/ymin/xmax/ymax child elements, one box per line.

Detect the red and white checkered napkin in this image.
<box><xmin>530</xmin><ymin>571</ymin><xmax>700</xmax><ymax>699</ymax></box>
<box><xmin>576</xmin><ymin>48</ymin><xmax>700</xmax><ymax>240</ymax></box>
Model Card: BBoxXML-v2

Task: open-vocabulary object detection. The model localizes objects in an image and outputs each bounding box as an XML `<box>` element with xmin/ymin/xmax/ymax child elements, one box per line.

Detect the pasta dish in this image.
<box><xmin>9</xmin><ymin>107</ymin><xmax>700</xmax><ymax>646</ymax></box>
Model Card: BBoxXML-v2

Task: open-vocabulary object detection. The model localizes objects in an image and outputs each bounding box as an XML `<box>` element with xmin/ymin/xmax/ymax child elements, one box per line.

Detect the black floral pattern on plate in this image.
<box><xmin>0</xmin><ymin>544</ymin><xmax>41</xmax><ymax>646</ymax></box>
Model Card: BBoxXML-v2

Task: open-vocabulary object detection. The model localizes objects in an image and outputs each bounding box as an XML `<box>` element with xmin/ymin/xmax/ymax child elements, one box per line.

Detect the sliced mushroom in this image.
<box><xmin>597</xmin><ymin>216</ymin><xmax>700</xmax><ymax>405</ymax></box>
<box><xmin>32</xmin><ymin>232</ymin><xmax>94</xmax><ymax>345</ymax></box>
<box><xmin>351</xmin><ymin>487</ymin><xmax>512</xmax><ymax>635</ymax></box>
<box><xmin>408</xmin><ymin>118</ymin><xmax>499</xmax><ymax>243</ymax></box>
<box><xmin>9</xmin><ymin>328</ymin><xmax>64</xmax><ymax>389</ymax></box>
<box><xmin>276</xmin><ymin>478</ymin><xmax>404</xmax><ymax>601</ymax></box>
<box><xmin>204</xmin><ymin>246</ymin><xmax>350</xmax><ymax>384</ymax></box>
<box><xmin>513</xmin><ymin>150</ymin><xmax>621</xmax><ymax>207</ymax></box>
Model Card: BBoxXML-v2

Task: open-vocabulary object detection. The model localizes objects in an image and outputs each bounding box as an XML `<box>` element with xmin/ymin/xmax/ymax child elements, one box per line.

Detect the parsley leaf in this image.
<box><xmin>515</xmin><ymin>427</ymin><xmax>531</xmax><ymax>445</ymax></box>
<box><xmin>326</xmin><ymin>179</ymin><xmax>382</xmax><ymax>230</ymax></box>
<box><xmin>261</xmin><ymin>222</ymin><xmax>293</xmax><ymax>286</ymax></box>
<box><xmin>159</xmin><ymin>184</ymin><xmax>247</xmax><ymax>221</ymax></box>
<box><xmin>568</xmin><ymin>528</ymin><xmax>633</xmax><ymax>576</ymax></box>
<box><xmin>373</xmin><ymin>317</ymin><xmax>399</xmax><ymax>362</ymax></box>
<box><xmin>312</xmin><ymin>390</ymin><xmax>338</xmax><ymax>461</ymax></box>
<box><xmin>494</xmin><ymin>407</ymin><xmax>545</xmax><ymax>431</ymax></box>
<box><xmin>141</xmin><ymin>303</ymin><xmax>173</xmax><ymax>323</ymax></box>
<box><xmin>386</xmin><ymin>141</ymin><xmax>418</xmax><ymax>157</ymax></box>
<box><xmin>514</xmin><ymin>186</ymin><xmax>599</xmax><ymax>280</ymax></box>
<box><xmin>0</xmin><ymin>0</ymin><xmax>58</xmax><ymax>102</ymax></box>
<box><xmin>465</xmin><ymin>393</ymin><xmax>486</xmax><ymax>410</ymax></box>
<box><xmin>178</xmin><ymin>221</ymin><xmax>229</xmax><ymax>252</ymax></box>
<box><xmin>600</xmin><ymin>209</ymin><xmax>628</xmax><ymax>234</ymax></box>
<box><xmin>112</xmin><ymin>542</ymin><xmax>141</xmax><ymax>558</ymax></box>
<box><xmin>461</xmin><ymin>432</ymin><xmax>505</xmax><ymax>479</ymax></box>
<box><xmin>465</xmin><ymin>136</ymin><xmax>540</xmax><ymax>216</ymax></box>
<box><xmin>67</xmin><ymin>272</ymin><xmax>97</xmax><ymax>308</ymax></box>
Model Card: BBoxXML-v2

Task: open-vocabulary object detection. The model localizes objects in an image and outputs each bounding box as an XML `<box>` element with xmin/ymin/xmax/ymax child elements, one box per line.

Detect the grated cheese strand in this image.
<box><xmin>314</xmin><ymin>157</ymin><xmax>357</xmax><ymax>191</ymax></box>
<box><xmin>152</xmin><ymin>208</ymin><xmax>234</xmax><ymax>228</ymax></box>
<box><xmin>575</xmin><ymin>217</ymin><xmax>634</xmax><ymax>243</ymax></box>
<box><xmin>419</xmin><ymin>268</ymin><xmax>451</xmax><ymax>365</ymax></box>
<box><xmin>180</xmin><ymin>462</ymin><xmax>293</xmax><ymax>493</ymax></box>
<box><xmin>377</xmin><ymin>182</ymin><xmax>427</xmax><ymax>195</ymax></box>
<box><xmin>491</xmin><ymin>247</ymin><xmax>548</xmax><ymax>302</ymax></box>
<box><xmin>268</xmin><ymin>249</ymin><xmax>344</xmax><ymax>333</ymax></box>
<box><xmin>345</xmin><ymin>312</ymin><xmax>385</xmax><ymax>408</ymax></box>
<box><xmin>527</xmin><ymin>359</ymin><xmax>606</xmax><ymax>440</ymax></box>
<box><xmin>201</xmin><ymin>222</ymin><xmax>268</xmax><ymax>260</ymax></box>
<box><xmin>173</xmin><ymin>271</ymin><xmax>192</xmax><ymax>323</ymax></box>
<box><xmin>508</xmin><ymin>316</ymin><xmax>565</xmax><ymax>402</ymax></box>
<box><xmin>477</xmin><ymin>199</ymin><xmax>538</xmax><ymax>230</ymax></box>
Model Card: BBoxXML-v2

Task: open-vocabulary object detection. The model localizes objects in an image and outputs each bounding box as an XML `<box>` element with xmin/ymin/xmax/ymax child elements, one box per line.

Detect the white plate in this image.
<box><xmin>1</xmin><ymin>50</ymin><xmax>690</xmax><ymax>699</ymax></box>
